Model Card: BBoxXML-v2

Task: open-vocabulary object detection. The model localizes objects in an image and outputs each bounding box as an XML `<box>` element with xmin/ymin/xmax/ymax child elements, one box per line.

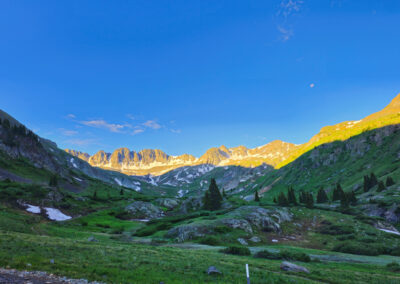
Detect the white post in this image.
<box><xmin>246</xmin><ymin>263</ymin><xmax>250</xmax><ymax>284</ymax></box>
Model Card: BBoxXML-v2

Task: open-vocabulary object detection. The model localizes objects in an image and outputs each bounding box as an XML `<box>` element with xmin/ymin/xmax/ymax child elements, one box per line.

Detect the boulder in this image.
<box><xmin>88</xmin><ymin>236</ymin><xmax>98</xmax><ymax>242</ymax></box>
<box><xmin>237</xmin><ymin>238</ymin><xmax>248</xmax><ymax>246</ymax></box>
<box><xmin>179</xmin><ymin>196</ymin><xmax>203</xmax><ymax>214</ymax></box>
<box><xmin>249</xmin><ymin>236</ymin><xmax>261</xmax><ymax>243</ymax></box>
<box><xmin>280</xmin><ymin>261</ymin><xmax>309</xmax><ymax>274</ymax></box>
<box><xmin>207</xmin><ymin>266</ymin><xmax>221</xmax><ymax>275</ymax></box>
<box><xmin>155</xmin><ymin>198</ymin><xmax>179</xmax><ymax>210</ymax></box>
<box><xmin>219</xmin><ymin>219</ymin><xmax>253</xmax><ymax>234</ymax></box>
<box><xmin>125</xmin><ymin>201</ymin><xmax>164</xmax><ymax>220</ymax></box>
<box><xmin>166</xmin><ymin>224</ymin><xmax>211</xmax><ymax>242</ymax></box>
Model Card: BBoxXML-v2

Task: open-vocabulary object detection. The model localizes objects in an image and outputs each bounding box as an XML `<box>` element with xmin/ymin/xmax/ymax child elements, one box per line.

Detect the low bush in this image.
<box><xmin>332</xmin><ymin>242</ymin><xmax>388</xmax><ymax>256</ymax></box>
<box><xmin>318</xmin><ymin>224</ymin><xmax>354</xmax><ymax>235</ymax></box>
<box><xmin>214</xmin><ymin>226</ymin><xmax>233</xmax><ymax>234</ymax></box>
<box><xmin>199</xmin><ymin>236</ymin><xmax>222</xmax><ymax>246</ymax></box>
<box><xmin>255</xmin><ymin>250</ymin><xmax>311</xmax><ymax>262</ymax></box>
<box><xmin>220</xmin><ymin>246</ymin><xmax>251</xmax><ymax>256</ymax></box>
<box><xmin>386</xmin><ymin>262</ymin><xmax>400</xmax><ymax>272</ymax></box>
<box><xmin>111</xmin><ymin>227</ymin><xmax>124</xmax><ymax>234</ymax></box>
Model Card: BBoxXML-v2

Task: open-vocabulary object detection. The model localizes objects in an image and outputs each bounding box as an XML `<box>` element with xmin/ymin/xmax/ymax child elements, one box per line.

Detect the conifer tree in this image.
<box><xmin>120</xmin><ymin>188</ymin><xmax>124</xmax><ymax>195</ymax></box>
<box><xmin>317</xmin><ymin>188</ymin><xmax>329</xmax><ymax>203</ymax></box>
<box><xmin>222</xmin><ymin>188</ymin><xmax>227</xmax><ymax>198</ymax></box>
<box><xmin>287</xmin><ymin>186</ymin><xmax>297</xmax><ymax>205</ymax></box>
<box><xmin>363</xmin><ymin>175</ymin><xmax>370</xmax><ymax>192</ymax></box>
<box><xmin>93</xmin><ymin>190</ymin><xmax>97</xmax><ymax>200</ymax></box>
<box><xmin>340</xmin><ymin>192</ymin><xmax>349</xmax><ymax>208</ymax></box>
<box><xmin>370</xmin><ymin>172</ymin><xmax>378</xmax><ymax>188</ymax></box>
<box><xmin>49</xmin><ymin>174</ymin><xmax>58</xmax><ymax>187</ymax></box>
<box><xmin>386</xmin><ymin>176</ymin><xmax>395</xmax><ymax>187</ymax></box>
<box><xmin>273</xmin><ymin>197</ymin><xmax>277</xmax><ymax>204</ymax></box>
<box><xmin>348</xmin><ymin>191</ymin><xmax>357</xmax><ymax>205</ymax></box>
<box><xmin>277</xmin><ymin>192</ymin><xmax>289</xmax><ymax>206</ymax></box>
<box><xmin>203</xmin><ymin>178</ymin><xmax>222</xmax><ymax>211</ymax></box>
<box><xmin>333</xmin><ymin>184</ymin><xmax>344</xmax><ymax>201</ymax></box>
<box><xmin>203</xmin><ymin>191</ymin><xmax>211</xmax><ymax>210</ymax></box>
<box><xmin>377</xmin><ymin>181</ymin><xmax>385</xmax><ymax>192</ymax></box>
<box><xmin>254</xmin><ymin>190</ymin><xmax>260</xmax><ymax>202</ymax></box>
<box><xmin>2</xmin><ymin>119</ymin><xmax>10</xmax><ymax>129</ymax></box>
<box><xmin>305</xmin><ymin>192</ymin><xmax>314</xmax><ymax>208</ymax></box>
<box><xmin>299</xmin><ymin>190</ymin><xmax>306</xmax><ymax>204</ymax></box>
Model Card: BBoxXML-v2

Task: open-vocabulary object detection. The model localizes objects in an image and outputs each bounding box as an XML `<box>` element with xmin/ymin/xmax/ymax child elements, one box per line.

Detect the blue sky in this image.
<box><xmin>1</xmin><ymin>0</ymin><xmax>399</xmax><ymax>157</ymax></box>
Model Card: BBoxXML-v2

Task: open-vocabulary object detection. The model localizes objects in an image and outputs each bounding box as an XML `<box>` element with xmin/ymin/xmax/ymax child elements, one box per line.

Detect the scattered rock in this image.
<box><xmin>50</xmin><ymin>259</ymin><xmax>54</xmax><ymax>264</ymax></box>
<box><xmin>125</xmin><ymin>201</ymin><xmax>164</xmax><ymax>220</ymax></box>
<box><xmin>155</xmin><ymin>198</ymin><xmax>179</xmax><ymax>210</ymax></box>
<box><xmin>220</xmin><ymin>218</ymin><xmax>253</xmax><ymax>234</ymax></box>
<box><xmin>166</xmin><ymin>224</ymin><xmax>211</xmax><ymax>242</ymax></box>
<box><xmin>88</xmin><ymin>236</ymin><xmax>98</xmax><ymax>242</ymax></box>
<box><xmin>249</xmin><ymin>236</ymin><xmax>261</xmax><ymax>243</ymax></box>
<box><xmin>178</xmin><ymin>196</ymin><xmax>203</xmax><ymax>214</ymax></box>
<box><xmin>237</xmin><ymin>238</ymin><xmax>248</xmax><ymax>246</ymax></box>
<box><xmin>207</xmin><ymin>266</ymin><xmax>221</xmax><ymax>275</ymax></box>
<box><xmin>280</xmin><ymin>261</ymin><xmax>309</xmax><ymax>273</ymax></box>
<box><xmin>272</xmin><ymin>239</ymin><xmax>279</xmax><ymax>243</ymax></box>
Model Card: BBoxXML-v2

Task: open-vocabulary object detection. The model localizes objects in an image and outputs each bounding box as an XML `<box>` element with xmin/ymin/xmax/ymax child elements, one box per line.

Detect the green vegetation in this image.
<box><xmin>203</xmin><ymin>178</ymin><xmax>223</xmax><ymax>211</ymax></box>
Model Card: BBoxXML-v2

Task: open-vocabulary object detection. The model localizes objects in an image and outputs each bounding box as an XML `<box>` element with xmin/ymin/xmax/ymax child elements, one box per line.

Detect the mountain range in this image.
<box><xmin>66</xmin><ymin>93</ymin><xmax>400</xmax><ymax>176</ymax></box>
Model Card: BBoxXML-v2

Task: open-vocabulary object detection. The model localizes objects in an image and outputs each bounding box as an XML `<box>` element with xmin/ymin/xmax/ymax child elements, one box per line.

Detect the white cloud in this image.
<box><xmin>66</xmin><ymin>114</ymin><xmax>76</xmax><ymax>119</ymax></box>
<box><xmin>309</xmin><ymin>83</ymin><xmax>315</xmax><ymax>88</ymax></box>
<box><xmin>278</xmin><ymin>0</ymin><xmax>303</xmax><ymax>18</ymax></box>
<box><xmin>132</xmin><ymin>129</ymin><xmax>145</xmax><ymax>135</ymax></box>
<box><xmin>60</xmin><ymin>129</ymin><xmax>78</xmax><ymax>136</ymax></box>
<box><xmin>277</xmin><ymin>26</ymin><xmax>294</xmax><ymax>42</ymax></box>
<box><xmin>81</xmin><ymin>119</ymin><xmax>126</xmax><ymax>133</ymax></box>
<box><xmin>65</xmin><ymin>138</ymin><xmax>96</xmax><ymax>146</ymax></box>
<box><xmin>170</xmin><ymin>129</ymin><xmax>181</xmax><ymax>134</ymax></box>
<box><xmin>143</xmin><ymin>120</ymin><xmax>161</xmax><ymax>130</ymax></box>
<box><xmin>126</xmin><ymin>114</ymin><xmax>136</xmax><ymax>120</ymax></box>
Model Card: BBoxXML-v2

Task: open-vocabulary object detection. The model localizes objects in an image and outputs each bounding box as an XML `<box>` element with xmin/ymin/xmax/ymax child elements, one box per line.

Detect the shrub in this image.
<box><xmin>254</xmin><ymin>250</ymin><xmax>281</xmax><ymax>260</ymax></box>
<box><xmin>199</xmin><ymin>236</ymin><xmax>221</xmax><ymax>246</ymax></box>
<box><xmin>337</xmin><ymin>234</ymin><xmax>356</xmax><ymax>241</ymax></box>
<box><xmin>386</xmin><ymin>262</ymin><xmax>400</xmax><ymax>272</ymax></box>
<box><xmin>111</xmin><ymin>227</ymin><xmax>124</xmax><ymax>234</ymax></box>
<box><xmin>318</xmin><ymin>224</ymin><xmax>354</xmax><ymax>235</ymax></box>
<box><xmin>279</xmin><ymin>250</ymin><xmax>311</xmax><ymax>262</ymax></box>
<box><xmin>220</xmin><ymin>246</ymin><xmax>251</xmax><ymax>256</ymax></box>
<box><xmin>332</xmin><ymin>242</ymin><xmax>388</xmax><ymax>256</ymax></box>
<box><xmin>214</xmin><ymin>226</ymin><xmax>233</xmax><ymax>234</ymax></box>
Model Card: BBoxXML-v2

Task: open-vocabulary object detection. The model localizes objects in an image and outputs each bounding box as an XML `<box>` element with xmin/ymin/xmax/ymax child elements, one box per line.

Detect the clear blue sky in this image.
<box><xmin>1</xmin><ymin>0</ymin><xmax>399</xmax><ymax>157</ymax></box>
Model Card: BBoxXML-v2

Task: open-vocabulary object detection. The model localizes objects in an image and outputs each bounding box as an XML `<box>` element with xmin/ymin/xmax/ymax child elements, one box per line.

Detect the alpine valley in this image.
<box><xmin>1</xmin><ymin>94</ymin><xmax>400</xmax><ymax>283</ymax></box>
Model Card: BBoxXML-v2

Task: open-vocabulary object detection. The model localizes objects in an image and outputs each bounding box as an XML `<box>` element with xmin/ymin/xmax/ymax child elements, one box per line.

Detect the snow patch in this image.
<box><xmin>25</xmin><ymin>204</ymin><xmax>41</xmax><ymax>214</ymax></box>
<box><xmin>114</xmin><ymin>178</ymin><xmax>122</xmax><ymax>186</ymax></box>
<box><xmin>378</xmin><ymin>228</ymin><xmax>400</xmax><ymax>236</ymax></box>
<box><xmin>73</xmin><ymin>177</ymin><xmax>83</xmax><ymax>182</ymax></box>
<box><xmin>70</xmin><ymin>158</ymin><xmax>78</xmax><ymax>169</ymax></box>
<box><xmin>44</xmin><ymin>208</ymin><xmax>72</xmax><ymax>221</ymax></box>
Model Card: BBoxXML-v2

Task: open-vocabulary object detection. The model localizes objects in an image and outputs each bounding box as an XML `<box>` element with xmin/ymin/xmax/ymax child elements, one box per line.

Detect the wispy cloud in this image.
<box><xmin>60</xmin><ymin>128</ymin><xmax>78</xmax><ymax>136</ymax></box>
<box><xmin>132</xmin><ymin>129</ymin><xmax>145</xmax><ymax>135</ymax></box>
<box><xmin>65</xmin><ymin>138</ymin><xmax>97</xmax><ymax>146</ymax></box>
<box><xmin>277</xmin><ymin>26</ymin><xmax>294</xmax><ymax>42</ymax></box>
<box><xmin>170</xmin><ymin>129</ymin><xmax>181</xmax><ymax>134</ymax></box>
<box><xmin>309</xmin><ymin>83</ymin><xmax>315</xmax><ymax>88</ymax></box>
<box><xmin>143</xmin><ymin>120</ymin><xmax>161</xmax><ymax>130</ymax></box>
<box><xmin>81</xmin><ymin>119</ymin><xmax>127</xmax><ymax>133</ymax></box>
<box><xmin>276</xmin><ymin>0</ymin><xmax>304</xmax><ymax>42</ymax></box>
<box><xmin>126</xmin><ymin>114</ymin><xmax>136</xmax><ymax>120</ymax></box>
<box><xmin>66</xmin><ymin>114</ymin><xmax>76</xmax><ymax>119</ymax></box>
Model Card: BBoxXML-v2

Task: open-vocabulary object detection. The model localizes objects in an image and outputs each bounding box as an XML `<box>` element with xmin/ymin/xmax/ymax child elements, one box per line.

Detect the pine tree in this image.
<box><xmin>49</xmin><ymin>174</ymin><xmax>58</xmax><ymax>187</ymax></box>
<box><xmin>222</xmin><ymin>188</ymin><xmax>227</xmax><ymax>198</ymax></box>
<box><xmin>254</xmin><ymin>190</ymin><xmax>260</xmax><ymax>202</ymax></box>
<box><xmin>2</xmin><ymin>119</ymin><xmax>10</xmax><ymax>129</ymax></box>
<box><xmin>287</xmin><ymin>186</ymin><xmax>297</xmax><ymax>205</ymax></box>
<box><xmin>363</xmin><ymin>175</ymin><xmax>370</xmax><ymax>192</ymax></box>
<box><xmin>377</xmin><ymin>181</ymin><xmax>385</xmax><ymax>192</ymax></box>
<box><xmin>317</xmin><ymin>188</ymin><xmax>329</xmax><ymax>203</ymax></box>
<box><xmin>203</xmin><ymin>191</ymin><xmax>211</xmax><ymax>210</ymax></box>
<box><xmin>386</xmin><ymin>176</ymin><xmax>395</xmax><ymax>187</ymax></box>
<box><xmin>305</xmin><ymin>192</ymin><xmax>314</xmax><ymax>208</ymax></box>
<box><xmin>340</xmin><ymin>192</ymin><xmax>349</xmax><ymax>208</ymax></box>
<box><xmin>333</xmin><ymin>184</ymin><xmax>344</xmax><ymax>201</ymax></box>
<box><xmin>203</xmin><ymin>178</ymin><xmax>222</xmax><ymax>211</ymax></box>
<box><xmin>299</xmin><ymin>190</ymin><xmax>306</xmax><ymax>204</ymax></box>
<box><xmin>370</xmin><ymin>173</ymin><xmax>378</xmax><ymax>188</ymax></box>
<box><xmin>273</xmin><ymin>197</ymin><xmax>277</xmax><ymax>204</ymax></box>
<box><xmin>120</xmin><ymin>188</ymin><xmax>124</xmax><ymax>195</ymax></box>
<box><xmin>348</xmin><ymin>191</ymin><xmax>357</xmax><ymax>205</ymax></box>
<box><xmin>277</xmin><ymin>192</ymin><xmax>289</xmax><ymax>206</ymax></box>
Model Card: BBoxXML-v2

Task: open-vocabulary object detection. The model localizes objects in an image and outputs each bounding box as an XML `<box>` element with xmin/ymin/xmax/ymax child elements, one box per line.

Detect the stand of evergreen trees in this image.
<box><xmin>203</xmin><ymin>178</ymin><xmax>223</xmax><ymax>211</ymax></box>
<box><xmin>363</xmin><ymin>173</ymin><xmax>378</xmax><ymax>192</ymax></box>
<box><xmin>49</xmin><ymin>174</ymin><xmax>58</xmax><ymax>187</ymax></box>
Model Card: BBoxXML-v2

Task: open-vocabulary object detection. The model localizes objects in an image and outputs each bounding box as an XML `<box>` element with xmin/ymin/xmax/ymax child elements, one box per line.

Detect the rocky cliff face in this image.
<box><xmin>67</xmin><ymin>140</ymin><xmax>299</xmax><ymax>176</ymax></box>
